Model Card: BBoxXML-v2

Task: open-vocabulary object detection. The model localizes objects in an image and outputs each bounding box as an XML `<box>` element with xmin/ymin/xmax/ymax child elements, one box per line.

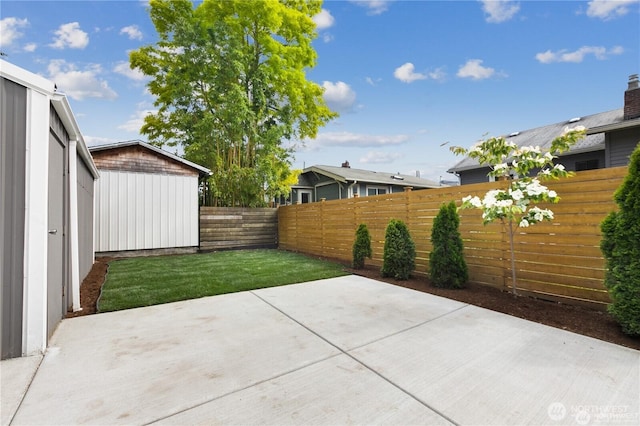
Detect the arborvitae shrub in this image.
<box><xmin>381</xmin><ymin>219</ymin><xmax>415</xmax><ymax>280</ymax></box>
<box><xmin>352</xmin><ymin>223</ymin><xmax>372</xmax><ymax>269</ymax></box>
<box><xmin>600</xmin><ymin>142</ymin><xmax>640</xmax><ymax>336</ymax></box>
<box><xmin>429</xmin><ymin>201</ymin><xmax>468</xmax><ymax>289</ymax></box>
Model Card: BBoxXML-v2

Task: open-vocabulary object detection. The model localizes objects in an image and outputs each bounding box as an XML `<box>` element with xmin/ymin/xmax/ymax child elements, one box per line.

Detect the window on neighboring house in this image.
<box><xmin>366</xmin><ymin>186</ymin><xmax>388</xmax><ymax>196</ymax></box>
<box><xmin>489</xmin><ymin>172</ymin><xmax>519</xmax><ymax>182</ymax></box>
<box><xmin>298</xmin><ymin>190</ymin><xmax>312</xmax><ymax>203</ymax></box>
<box><xmin>575</xmin><ymin>159</ymin><xmax>599</xmax><ymax>171</ymax></box>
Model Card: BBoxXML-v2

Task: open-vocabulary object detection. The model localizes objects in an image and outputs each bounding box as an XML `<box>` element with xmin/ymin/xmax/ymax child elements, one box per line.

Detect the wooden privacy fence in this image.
<box><xmin>278</xmin><ymin>167</ymin><xmax>628</xmax><ymax>310</ymax></box>
<box><xmin>200</xmin><ymin>207</ymin><xmax>278</xmax><ymax>251</ymax></box>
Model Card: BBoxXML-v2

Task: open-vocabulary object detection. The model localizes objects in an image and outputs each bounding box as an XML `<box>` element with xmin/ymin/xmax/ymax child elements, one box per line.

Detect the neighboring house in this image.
<box><xmin>1</xmin><ymin>60</ymin><xmax>99</xmax><ymax>359</ymax></box>
<box><xmin>282</xmin><ymin>161</ymin><xmax>441</xmax><ymax>204</ymax></box>
<box><xmin>89</xmin><ymin>140</ymin><xmax>210</xmax><ymax>254</ymax></box>
<box><xmin>449</xmin><ymin>74</ymin><xmax>640</xmax><ymax>185</ymax></box>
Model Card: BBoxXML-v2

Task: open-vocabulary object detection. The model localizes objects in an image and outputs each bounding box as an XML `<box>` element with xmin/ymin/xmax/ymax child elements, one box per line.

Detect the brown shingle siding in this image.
<box><xmin>91</xmin><ymin>145</ymin><xmax>198</xmax><ymax>177</ymax></box>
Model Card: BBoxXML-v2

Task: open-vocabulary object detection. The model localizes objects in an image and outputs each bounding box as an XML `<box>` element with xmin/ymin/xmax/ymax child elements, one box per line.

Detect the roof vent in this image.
<box><xmin>508</xmin><ymin>131</ymin><xmax>520</xmax><ymax>137</ymax></box>
<box><xmin>568</xmin><ymin>117</ymin><xmax>581</xmax><ymax>123</ymax></box>
<box><xmin>391</xmin><ymin>175</ymin><xmax>404</xmax><ymax>180</ymax></box>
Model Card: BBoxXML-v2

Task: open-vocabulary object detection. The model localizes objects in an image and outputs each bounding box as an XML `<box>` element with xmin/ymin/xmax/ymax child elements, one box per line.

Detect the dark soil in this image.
<box><xmin>68</xmin><ymin>257</ymin><xmax>639</xmax><ymax>351</ymax></box>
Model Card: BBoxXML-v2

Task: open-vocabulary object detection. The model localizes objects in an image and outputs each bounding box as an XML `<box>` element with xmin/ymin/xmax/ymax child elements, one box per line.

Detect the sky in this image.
<box><xmin>1</xmin><ymin>0</ymin><xmax>639</xmax><ymax>184</ymax></box>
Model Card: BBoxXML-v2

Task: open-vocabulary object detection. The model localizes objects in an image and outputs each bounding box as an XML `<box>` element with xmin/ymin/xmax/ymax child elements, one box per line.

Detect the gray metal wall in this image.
<box><xmin>48</xmin><ymin>105</ymin><xmax>70</xmax><ymax>313</ymax></box>
<box><xmin>1</xmin><ymin>77</ymin><xmax>27</xmax><ymax>359</ymax></box>
<box><xmin>77</xmin><ymin>156</ymin><xmax>95</xmax><ymax>280</ymax></box>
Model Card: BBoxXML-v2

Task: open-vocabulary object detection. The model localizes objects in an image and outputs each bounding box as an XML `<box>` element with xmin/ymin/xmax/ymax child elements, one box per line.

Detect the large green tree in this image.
<box><xmin>130</xmin><ymin>0</ymin><xmax>336</xmax><ymax>206</ymax></box>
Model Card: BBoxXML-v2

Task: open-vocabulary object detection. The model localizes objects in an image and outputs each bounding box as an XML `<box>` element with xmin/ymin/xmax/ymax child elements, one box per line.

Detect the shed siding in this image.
<box><xmin>95</xmin><ymin>171</ymin><xmax>199</xmax><ymax>252</ymax></box>
<box><xmin>77</xmin><ymin>156</ymin><xmax>95</xmax><ymax>280</ymax></box>
<box><xmin>92</xmin><ymin>145</ymin><xmax>198</xmax><ymax>177</ymax></box>
<box><xmin>1</xmin><ymin>77</ymin><xmax>27</xmax><ymax>359</ymax></box>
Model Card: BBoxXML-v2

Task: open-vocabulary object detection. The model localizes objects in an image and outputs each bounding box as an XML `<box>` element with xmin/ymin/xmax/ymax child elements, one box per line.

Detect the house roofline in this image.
<box><xmin>51</xmin><ymin>94</ymin><xmax>100</xmax><ymax>179</ymax></box>
<box><xmin>304</xmin><ymin>166</ymin><xmax>348</xmax><ymax>183</ymax></box>
<box><xmin>89</xmin><ymin>140</ymin><xmax>211</xmax><ymax>176</ymax></box>
<box><xmin>586</xmin><ymin>117</ymin><xmax>640</xmax><ymax>134</ymax></box>
<box><xmin>304</xmin><ymin>165</ymin><xmax>440</xmax><ymax>188</ymax></box>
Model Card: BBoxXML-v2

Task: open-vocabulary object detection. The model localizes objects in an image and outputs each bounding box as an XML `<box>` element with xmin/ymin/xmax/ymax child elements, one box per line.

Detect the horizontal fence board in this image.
<box><xmin>199</xmin><ymin>207</ymin><xmax>278</xmax><ymax>250</ymax></box>
<box><xmin>278</xmin><ymin>167</ymin><xmax>628</xmax><ymax>309</ymax></box>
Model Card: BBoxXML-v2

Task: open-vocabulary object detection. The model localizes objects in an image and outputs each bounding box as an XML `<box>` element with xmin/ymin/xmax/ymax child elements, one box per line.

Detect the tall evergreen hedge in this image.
<box><xmin>429</xmin><ymin>201</ymin><xmax>468</xmax><ymax>288</ymax></box>
<box><xmin>352</xmin><ymin>223</ymin><xmax>372</xmax><ymax>269</ymax></box>
<box><xmin>381</xmin><ymin>219</ymin><xmax>415</xmax><ymax>280</ymax></box>
<box><xmin>600</xmin><ymin>143</ymin><xmax>640</xmax><ymax>336</ymax></box>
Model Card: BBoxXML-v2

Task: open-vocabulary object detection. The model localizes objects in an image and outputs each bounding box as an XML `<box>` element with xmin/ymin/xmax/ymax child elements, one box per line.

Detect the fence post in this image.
<box><xmin>501</xmin><ymin>221</ymin><xmax>510</xmax><ymax>292</ymax></box>
<box><xmin>404</xmin><ymin>186</ymin><xmax>413</xmax><ymax>227</ymax></box>
<box><xmin>320</xmin><ymin>198</ymin><xmax>326</xmax><ymax>257</ymax></box>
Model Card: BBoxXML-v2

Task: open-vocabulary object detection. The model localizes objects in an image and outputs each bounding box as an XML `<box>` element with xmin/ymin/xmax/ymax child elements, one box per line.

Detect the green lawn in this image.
<box><xmin>98</xmin><ymin>249</ymin><xmax>349</xmax><ymax>312</ymax></box>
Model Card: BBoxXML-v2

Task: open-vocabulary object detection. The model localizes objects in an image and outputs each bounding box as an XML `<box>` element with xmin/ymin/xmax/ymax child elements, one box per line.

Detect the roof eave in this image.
<box><xmin>586</xmin><ymin>117</ymin><xmax>640</xmax><ymax>134</ymax></box>
<box><xmin>51</xmin><ymin>94</ymin><xmax>100</xmax><ymax>179</ymax></box>
<box><xmin>90</xmin><ymin>140</ymin><xmax>211</xmax><ymax>176</ymax></box>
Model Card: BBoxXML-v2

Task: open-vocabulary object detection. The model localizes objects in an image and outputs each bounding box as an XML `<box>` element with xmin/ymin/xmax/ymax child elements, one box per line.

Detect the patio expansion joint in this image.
<box><xmin>144</xmin><ymin>351</ymin><xmax>343</xmax><ymax>425</ymax></box>
<box><xmin>245</xmin><ymin>290</ymin><xmax>467</xmax><ymax>426</ymax></box>
<box><xmin>3</xmin><ymin>354</ymin><xmax>45</xmax><ymax>426</ymax></box>
<box><xmin>347</xmin><ymin>302</ymin><xmax>471</xmax><ymax>352</ymax></box>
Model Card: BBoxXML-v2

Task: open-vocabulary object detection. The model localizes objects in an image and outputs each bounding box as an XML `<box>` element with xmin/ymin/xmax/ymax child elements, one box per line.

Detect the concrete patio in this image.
<box><xmin>2</xmin><ymin>275</ymin><xmax>638</xmax><ymax>425</ymax></box>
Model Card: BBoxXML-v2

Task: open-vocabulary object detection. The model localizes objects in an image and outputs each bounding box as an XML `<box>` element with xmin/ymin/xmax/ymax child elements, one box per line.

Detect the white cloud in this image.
<box><xmin>349</xmin><ymin>0</ymin><xmax>391</xmax><ymax>15</ymax></box>
<box><xmin>118</xmin><ymin>108</ymin><xmax>156</xmax><ymax>132</ymax></box>
<box><xmin>50</xmin><ymin>22</ymin><xmax>89</xmax><ymax>49</ymax></box>
<box><xmin>113</xmin><ymin>61</ymin><xmax>147</xmax><ymax>81</ymax></box>
<box><xmin>480</xmin><ymin>0</ymin><xmax>520</xmax><ymax>23</ymax></box>
<box><xmin>457</xmin><ymin>59</ymin><xmax>497</xmax><ymax>80</ymax></box>
<box><xmin>304</xmin><ymin>131</ymin><xmax>409</xmax><ymax>150</ymax></box>
<box><xmin>426</xmin><ymin>67</ymin><xmax>447</xmax><ymax>82</ymax></box>
<box><xmin>586</xmin><ymin>0</ymin><xmax>639</xmax><ymax>20</ymax></box>
<box><xmin>394</xmin><ymin>63</ymin><xmax>427</xmax><ymax>83</ymax></box>
<box><xmin>365</xmin><ymin>76</ymin><xmax>382</xmax><ymax>86</ymax></box>
<box><xmin>47</xmin><ymin>60</ymin><xmax>117</xmax><ymax>100</ymax></box>
<box><xmin>313</xmin><ymin>9</ymin><xmax>335</xmax><ymax>30</ymax></box>
<box><xmin>322</xmin><ymin>81</ymin><xmax>357</xmax><ymax>112</ymax></box>
<box><xmin>24</xmin><ymin>43</ymin><xmax>37</xmax><ymax>52</ymax></box>
<box><xmin>360</xmin><ymin>151</ymin><xmax>403</xmax><ymax>164</ymax></box>
<box><xmin>0</xmin><ymin>17</ymin><xmax>28</xmax><ymax>47</ymax></box>
<box><xmin>120</xmin><ymin>25</ymin><xmax>143</xmax><ymax>40</ymax></box>
<box><xmin>321</xmin><ymin>33</ymin><xmax>334</xmax><ymax>43</ymax></box>
<box><xmin>84</xmin><ymin>135</ymin><xmax>120</xmax><ymax>147</ymax></box>
<box><xmin>535</xmin><ymin>45</ymin><xmax>624</xmax><ymax>63</ymax></box>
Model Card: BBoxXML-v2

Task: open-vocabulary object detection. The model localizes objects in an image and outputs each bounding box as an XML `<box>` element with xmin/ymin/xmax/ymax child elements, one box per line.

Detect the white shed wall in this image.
<box><xmin>95</xmin><ymin>171</ymin><xmax>199</xmax><ymax>252</ymax></box>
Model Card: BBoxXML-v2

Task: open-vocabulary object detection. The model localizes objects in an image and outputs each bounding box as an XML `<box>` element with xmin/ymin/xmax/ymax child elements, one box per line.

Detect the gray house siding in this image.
<box><xmin>607</xmin><ymin>128</ymin><xmax>640</xmax><ymax>167</ymax></box>
<box><xmin>559</xmin><ymin>150</ymin><xmax>606</xmax><ymax>172</ymax></box>
<box><xmin>458</xmin><ymin>167</ymin><xmax>492</xmax><ymax>185</ymax></box>
<box><xmin>317</xmin><ymin>182</ymin><xmax>341</xmax><ymax>200</ymax></box>
<box><xmin>458</xmin><ymin>151</ymin><xmax>608</xmax><ymax>184</ymax></box>
<box><xmin>1</xmin><ymin>77</ymin><xmax>27</xmax><ymax>359</ymax></box>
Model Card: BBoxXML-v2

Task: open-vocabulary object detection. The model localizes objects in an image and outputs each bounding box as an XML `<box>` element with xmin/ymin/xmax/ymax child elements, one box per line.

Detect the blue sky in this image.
<box><xmin>1</xmin><ymin>0</ymin><xmax>638</xmax><ymax>183</ymax></box>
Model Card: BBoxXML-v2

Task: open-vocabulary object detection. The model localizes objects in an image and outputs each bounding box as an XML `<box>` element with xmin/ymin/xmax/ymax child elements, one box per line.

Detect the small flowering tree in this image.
<box><xmin>451</xmin><ymin>126</ymin><xmax>586</xmax><ymax>294</ymax></box>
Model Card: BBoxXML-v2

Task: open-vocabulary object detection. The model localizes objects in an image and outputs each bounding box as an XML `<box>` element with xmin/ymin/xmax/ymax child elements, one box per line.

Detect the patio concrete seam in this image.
<box><xmin>249</xmin><ymin>290</ymin><xmax>460</xmax><ymax>426</ymax></box>
<box><xmin>347</xmin><ymin>303</ymin><xmax>471</xmax><ymax>352</ymax></box>
<box><xmin>143</xmin><ymin>353</ymin><xmax>344</xmax><ymax>424</ymax></box>
<box><xmin>5</xmin><ymin>353</ymin><xmax>45</xmax><ymax>426</ymax></box>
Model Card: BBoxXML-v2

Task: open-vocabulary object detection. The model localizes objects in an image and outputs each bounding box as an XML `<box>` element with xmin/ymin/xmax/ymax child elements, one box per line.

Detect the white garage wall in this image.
<box><xmin>95</xmin><ymin>171</ymin><xmax>198</xmax><ymax>252</ymax></box>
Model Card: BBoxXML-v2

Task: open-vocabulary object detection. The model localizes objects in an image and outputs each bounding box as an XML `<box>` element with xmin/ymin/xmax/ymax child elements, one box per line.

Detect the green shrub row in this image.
<box><xmin>352</xmin><ymin>202</ymin><xmax>468</xmax><ymax>288</ymax></box>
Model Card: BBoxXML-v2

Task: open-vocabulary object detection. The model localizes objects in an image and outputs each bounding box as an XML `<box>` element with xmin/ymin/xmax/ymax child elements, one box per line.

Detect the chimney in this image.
<box><xmin>624</xmin><ymin>74</ymin><xmax>640</xmax><ymax>120</ymax></box>
<box><xmin>341</xmin><ymin>160</ymin><xmax>350</xmax><ymax>168</ymax></box>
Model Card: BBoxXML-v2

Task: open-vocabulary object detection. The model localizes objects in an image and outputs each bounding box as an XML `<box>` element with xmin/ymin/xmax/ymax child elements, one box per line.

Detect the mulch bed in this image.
<box><xmin>67</xmin><ymin>257</ymin><xmax>640</xmax><ymax>351</ymax></box>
